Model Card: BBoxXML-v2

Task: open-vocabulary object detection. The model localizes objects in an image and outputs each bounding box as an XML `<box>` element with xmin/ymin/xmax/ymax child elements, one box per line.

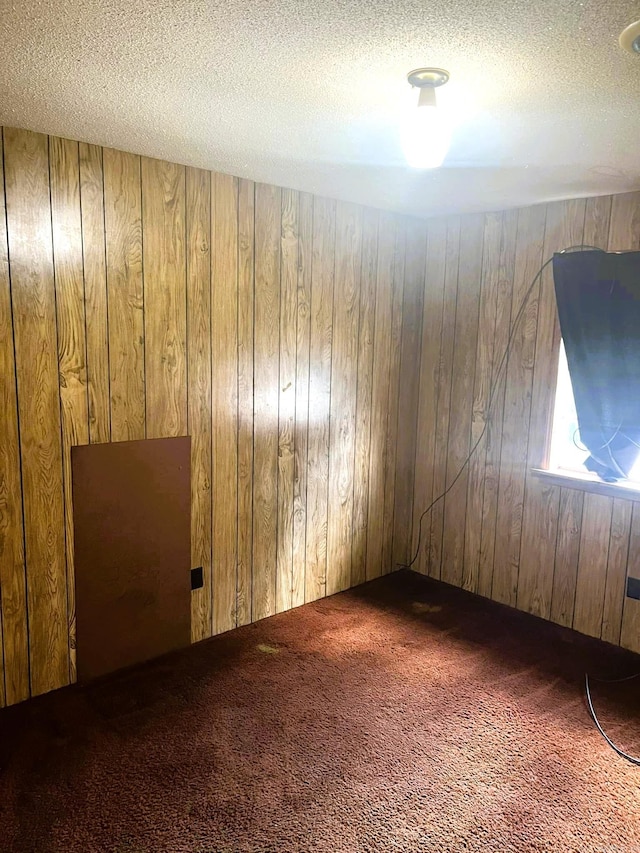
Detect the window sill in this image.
<box><xmin>531</xmin><ymin>468</ymin><xmax>640</xmax><ymax>502</ymax></box>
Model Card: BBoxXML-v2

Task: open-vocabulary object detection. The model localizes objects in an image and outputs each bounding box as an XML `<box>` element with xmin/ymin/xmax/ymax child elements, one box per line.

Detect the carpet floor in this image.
<box><xmin>1</xmin><ymin>570</ymin><xmax>640</xmax><ymax>852</ymax></box>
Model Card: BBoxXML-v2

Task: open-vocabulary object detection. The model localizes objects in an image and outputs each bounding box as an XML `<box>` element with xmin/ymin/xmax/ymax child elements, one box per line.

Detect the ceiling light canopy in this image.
<box><xmin>401</xmin><ymin>67</ymin><xmax>451</xmax><ymax>170</ymax></box>
<box><xmin>619</xmin><ymin>20</ymin><xmax>640</xmax><ymax>55</ymax></box>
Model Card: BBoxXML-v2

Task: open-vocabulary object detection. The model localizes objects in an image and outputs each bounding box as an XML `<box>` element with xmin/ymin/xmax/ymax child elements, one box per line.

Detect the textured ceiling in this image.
<box><xmin>2</xmin><ymin>0</ymin><xmax>640</xmax><ymax>217</ymax></box>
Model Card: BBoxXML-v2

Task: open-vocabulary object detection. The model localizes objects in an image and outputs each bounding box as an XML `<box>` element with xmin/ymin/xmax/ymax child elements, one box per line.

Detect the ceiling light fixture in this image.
<box><xmin>620</xmin><ymin>20</ymin><xmax>640</xmax><ymax>54</ymax></box>
<box><xmin>401</xmin><ymin>67</ymin><xmax>451</xmax><ymax>169</ymax></box>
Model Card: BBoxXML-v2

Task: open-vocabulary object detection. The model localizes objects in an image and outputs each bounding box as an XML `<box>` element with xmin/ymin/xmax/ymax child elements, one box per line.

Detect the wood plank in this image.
<box><xmin>411</xmin><ymin>218</ymin><xmax>447</xmax><ymax>576</ymax></box>
<box><xmin>141</xmin><ymin>157</ymin><xmax>187</xmax><ymax>439</ymax></box>
<box><xmin>50</xmin><ymin>135</ymin><xmax>90</xmax><ymax>683</ymax></box>
<box><xmin>382</xmin><ymin>223</ymin><xmax>404</xmax><ymax>574</ymax></box>
<box><xmin>441</xmin><ymin>214</ymin><xmax>484</xmax><ymax>588</ymax></box>
<box><xmin>276</xmin><ymin>189</ymin><xmax>298</xmax><ymax>611</ymax></box>
<box><xmin>103</xmin><ymin>147</ymin><xmax>145</xmax><ymax>441</ymax></box>
<box><xmin>305</xmin><ymin>196</ymin><xmax>335</xmax><ymax>600</ymax></box>
<box><xmin>608</xmin><ymin>192</ymin><xmax>640</xmax><ymax>251</ymax></box>
<box><xmin>237</xmin><ymin>179</ymin><xmax>255</xmax><ymax>625</ymax></box>
<box><xmin>549</xmin><ymin>488</ymin><xmax>584</xmax><ymax>627</ymax></box>
<box><xmin>428</xmin><ymin>217</ymin><xmax>460</xmax><ymax>580</ymax></box>
<box><xmin>462</xmin><ymin>212</ymin><xmax>501</xmax><ymax>593</ymax></box>
<box><xmin>601</xmin><ymin>498</ymin><xmax>632</xmax><ymax>645</ymax></box>
<box><xmin>475</xmin><ymin>210</ymin><xmax>519</xmax><ymax>595</ymax></box>
<box><xmin>620</xmin><ymin>503</ymin><xmax>640</xmax><ymax>654</ymax></box>
<box><xmin>0</xmin><ymin>129</ymin><xmax>28</xmax><ymax>705</ymax></box>
<box><xmin>253</xmin><ymin>182</ymin><xmax>281</xmax><ymax>618</ymax></box>
<box><xmin>4</xmin><ymin>127</ymin><xmax>69</xmax><ymax>696</ymax></box>
<box><xmin>186</xmin><ymin>167</ymin><xmax>212</xmax><ymax>642</ymax></box>
<box><xmin>517</xmin><ymin>199</ymin><xmax>586</xmax><ymax>617</ymax></box>
<box><xmin>491</xmin><ymin>204</ymin><xmax>547</xmax><ymax>603</ymax></box>
<box><xmin>327</xmin><ymin>202</ymin><xmax>362</xmax><ymax>595</ymax></box>
<box><xmin>351</xmin><ymin>208</ymin><xmax>378</xmax><ymax>586</ymax></box>
<box><xmin>573</xmin><ymin>493</ymin><xmax>612</xmax><ymax>637</ymax></box>
<box><xmin>365</xmin><ymin>213</ymin><xmax>395</xmax><ymax>581</ymax></box>
<box><xmin>555</xmin><ymin>194</ymin><xmax>613</xmax><ymax>637</ymax></box>
<box><xmin>391</xmin><ymin>219</ymin><xmax>424</xmax><ymax>570</ymax></box>
<box><xmin>79</xmin><ymin>143</ymin><xmax>110</xmax><ymax>444</ymax></box>
<box><xmin>211</xmin><ymin>172</ymin><xmax>238</xmax><ymax>633</ymax></box>
<box><xmin>582</xmin><ymin>195</ymin><xmax>612</xmax><ymax>251</ymax></box>
<box><xmin>292</xmin><ymin>192</ymin><xmax>313</xmax><ymax>606</ymax></box>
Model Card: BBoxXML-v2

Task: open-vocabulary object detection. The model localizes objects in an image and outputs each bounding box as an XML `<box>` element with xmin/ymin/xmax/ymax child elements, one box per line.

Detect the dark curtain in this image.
<box><xmin>552</xmin><ymin>250</ymin><xmax>640</xmax><ymax>483</ymax></box>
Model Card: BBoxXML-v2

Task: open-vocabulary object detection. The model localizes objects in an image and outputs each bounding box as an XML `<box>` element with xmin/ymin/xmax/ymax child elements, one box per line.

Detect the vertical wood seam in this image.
<box><xmin>510</xmin><ymin>206</ymin><xmax>549</xmax><ymax>603</ymax></box>
<box><xmin>47</xmin><ymin>135</ymin><xmax>73</xmax><ymax>683</ymax></box>
<box><xmin>290</xmin><ymin>195</ymin><xmax>300</xmax><ymax>601</ymax></box>
<box><xmin>275</xmin><ymin>189</ymin><xmax>283</xmax><ymax>611</ymax></box>
<box><xmin>99</xmin><ymin>146</ymin><xmax>112</xmax><ymax>442</ymax></box>
<box><xmin>0</xmin><ymin>127</ymin><xmax>31</xmax><ymax>699</ymax></box>
<box><xmin>597</xmin><ymin>501</ymin><xmax>615</xmax><ymax>638</ymax></box>
<box><xmin>548</xmin><ymin>208</ymin><xmax>588</xmax><ymax>617</ymax></box>
<box><xmin>612</xmin><ymin>506</ymin><xmax>633</xmax><ymax>645</ymax></box>
<box><xmin>568</xmin><ymin>485</ymin><xmax>587</xmax><ymax>629</ymax></box>
<box><xmin>437</xmin><ymin>226</ymin><xmax>462</xmax><ymax>578</ymax></box>
<box><xmin>477</xmin><ymin>213</ymin><xmax>514</xmax><ymax>593</ymax></box>
<box><xmin>139</xmin><ymin>156</ymin><xmax>147</xmax><ymax>439</ymax></box>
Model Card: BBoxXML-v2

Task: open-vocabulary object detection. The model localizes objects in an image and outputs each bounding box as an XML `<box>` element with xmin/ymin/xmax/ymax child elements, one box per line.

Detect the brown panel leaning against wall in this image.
<box><xmin>72</xmin><ymin>437</ymin><xmax>191</xmax><ymax>680</ymax></box>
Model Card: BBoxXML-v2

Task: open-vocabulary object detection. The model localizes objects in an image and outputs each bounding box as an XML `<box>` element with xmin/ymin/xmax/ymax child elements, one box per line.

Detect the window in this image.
<box><xmin>548</xmin><ymin>341</ymin><xmax>640</xmax><ymax>486</ymax></box>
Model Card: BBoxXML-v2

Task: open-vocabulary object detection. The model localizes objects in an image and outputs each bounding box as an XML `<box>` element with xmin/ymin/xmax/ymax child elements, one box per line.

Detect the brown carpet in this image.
<box><xmin>2</xmin><ymin>571</ymin><xmax>640</xmax><ymax>853</ymax></box>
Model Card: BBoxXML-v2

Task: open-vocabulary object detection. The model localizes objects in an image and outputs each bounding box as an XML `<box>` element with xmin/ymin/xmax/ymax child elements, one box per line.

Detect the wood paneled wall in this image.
<box><xmin>0</xmin><ymin>126</ymin><xmax>419</xmax><ymax>707</ymax></box>
<box><xmin>409</xmin><ymin>191</ymin><xmax>640</xmax><ymax>655</ymax></box>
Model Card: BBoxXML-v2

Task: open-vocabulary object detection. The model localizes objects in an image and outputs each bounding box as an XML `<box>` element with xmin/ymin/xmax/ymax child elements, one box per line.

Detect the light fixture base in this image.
<box><xmin>407</xmin><ymin>68</ymin><xmax>450</xmax><ymax>88</ymax></box>
<box><xmin>619</xmin><ymin>20</ymin><xmax>640</xmax><ymax>54</ymax></box>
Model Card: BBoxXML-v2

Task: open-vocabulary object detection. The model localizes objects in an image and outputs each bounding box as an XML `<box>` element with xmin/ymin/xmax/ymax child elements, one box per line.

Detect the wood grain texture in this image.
<box><xmin>237</xmin><ymin>179</ymin><xmax>255</xmax><ymax>626</ymax></box>
<box><xmin>490</xmin><ymin>204</ymin><xmax>546</xmax><ymax>604</ymax></box>
<box><xmin>381</xmin><ymin>221</ymin><xmax>406</xmax><ymax>576</ymax></box>
<box><xmin>392</xmin><ymin>219</ymin><xmax>423</xmax><ymax>571</ymax></box>
<box><xmin>406</xmin><ymin>189</ymin><xmax>640</xmax><ymax>653</ymax></box>
<box><xmin>475</xmin><ymin>210</ymin><xmax>518</xmax><ymax>597</ymax></box>
<box><xmin>601</xmin><ymin>498</ymin><xmax>632</xmax><ymax>646</ymax></box>
<box><xmin>103</xmin><ymin>147</ymin><xmax>145</xmax><ymax>442</ymax></box>
<box><xmin>0</xmin><ymin>131</ymin><xmax>29</xmax><ymax>705</ymax></box>
<box><xmin>276</xmin><ymin>189</ymin><xmax>298</xmax><ymax>611</ymax></box>
<box><xmin>411</xmin><ymin>218</ymin><xmax>446</xmax><ymax>577</ymax></box>
<box><xmin>327</xmin><ymin>202</ymin><xmax>361</xmax><ymax>594</ymax></box>
<box><xmin>428</xmin><ymin>217</ymin><xmax>460</xmax><ymax>581</ymax></box>
<box><xmin>292</xmin><ymin>193</ymin><xmax>313</xmax><ymax>607</ymax></box>
<box><xmin>305</xmin><ymin>197</ymin><xmax>335</xmax><ymax>600</ymax></box>
<box><xmin>79</xmin><ymin>143</ymin><xmax>110</xmax><ymax>444</ymax></box>
<box><xmin>441</xmin><ymin>214</ymin><xmax>484</xmax><ymax>588</ymax></box>
<box><xmin>620</xmin><ymin>504</ymin><xmax>640</xmax><ymax>654</ymax></box>
<box><xmin>351</xmin><ymin>209</ymin><xmax>378</xmax><ymax>587</ymax></box>
<box><xmin>550</xmin><ymin>488</ymin><xmax>584</xmax><ymax>628</ymax></box>
<box><xmin>50</xmin><ymin>135</ymin><xmax>90</xmax><ymax>682</ymax></box>
<box><xmin>572</xmin><ymin>493</ymin><xmax>612</xmax><ymax>638</ymax></box>
<box><xmin>4</xmin><ymin>127</ymin><xmax>69</xmax><ymax>697</ymax></box>
<box><xmin>253</xmin><ymin>183</ymin><xmax>281</xmax><ymax>619</ymax></box>
<box><xmin>141</xmin><ymin>157</ymin><xmax>187</xmax><ymax>440</ymax></box>
<box><xmin>186</xmin><ymin>167</ymin><xmax>212</xmax><ymax>642</ymax></box>
<box><xmin>517</xmin><ymin>200</ymin><xmax>586</xmax><ymax>618</ymax></box>
<box><xmin>211</xmin><ymin>172</ymin><xmax>238</xmax><ymax>634</ymax></box>
<box><xmin>365</xmin><ymin>213</ymin><xmax>395</xmax><ymax>581</ymax></box>
<box><xmin>4</xmin><ymin>119</ymin><xmax>640</xmax><ymax>706</ymax></box>
<box><xmin>608</xmin><ymin>192</ymin><xmax>640</xmax><ymax>251</ymax></box>
<box><xmin>462</xmin><ymin>212</ymin><xmax>502</xmax><ymax>593</ymax></box>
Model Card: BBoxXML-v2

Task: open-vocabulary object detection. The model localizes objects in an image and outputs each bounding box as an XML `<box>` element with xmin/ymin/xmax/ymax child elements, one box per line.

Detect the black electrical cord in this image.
<box><xmin>585</xmin><ymin>672</ymin><xmax>640</xmax><ymax>765</ymax></box>
<box><xmin>399</xmin><ymin>243</ymin><xmax>606</xmax><ymax>571</ymax></box>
